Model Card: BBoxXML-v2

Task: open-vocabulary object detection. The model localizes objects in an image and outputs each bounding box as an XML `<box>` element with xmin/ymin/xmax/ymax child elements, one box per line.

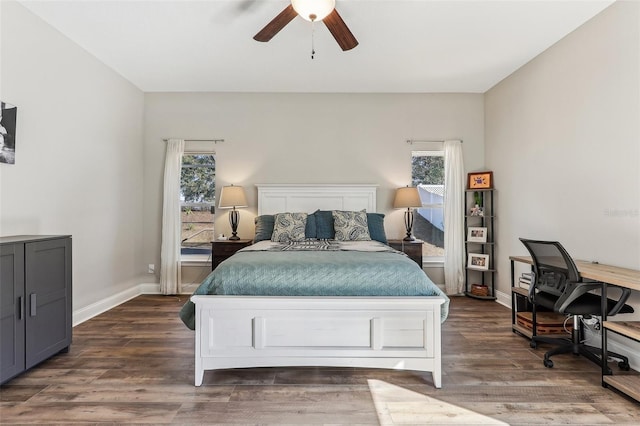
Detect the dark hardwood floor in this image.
<box><xmin>1</xmin><ymin>295</ymin><xmax>638</xmax><ymax>424</ymax></box>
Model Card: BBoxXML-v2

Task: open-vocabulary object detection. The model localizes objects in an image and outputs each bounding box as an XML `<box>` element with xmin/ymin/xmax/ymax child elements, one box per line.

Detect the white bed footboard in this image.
<box><xmin>191</xmin><ymin>296</ymin><xmax>445</xmax><ymax>388</ymax></box>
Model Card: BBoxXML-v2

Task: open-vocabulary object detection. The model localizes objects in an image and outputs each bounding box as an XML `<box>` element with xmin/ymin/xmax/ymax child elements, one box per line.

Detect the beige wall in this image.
<box><xmin>4</xmin><ymin>0</ymin><xmax>636</xmax><ymax>331</ymax></box>
<box><xmin>0</xmin><ymin>1</ymin><xmax>146</xmax><ymax>310</ymax></box>
<box><xmin>143</xmin><ymin>93</ymin><xmax>485</xmax><ymax>283</ymax></box>
<box><xmin>485</xmin><ymin>0</ymin><xmax>640</xmax><ymax>371</ymax></box>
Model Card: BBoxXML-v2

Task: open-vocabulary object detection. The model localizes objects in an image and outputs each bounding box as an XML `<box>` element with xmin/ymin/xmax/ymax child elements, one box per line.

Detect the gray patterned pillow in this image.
<box><xmin>271</xmin><ymin>212</ymin><xmax>308</xmax><ymax>242</ymax></box>
<box><xmin>332</xmin><ymin>210</ymin><xmax>371</xmax><ymax>241</ymax></box>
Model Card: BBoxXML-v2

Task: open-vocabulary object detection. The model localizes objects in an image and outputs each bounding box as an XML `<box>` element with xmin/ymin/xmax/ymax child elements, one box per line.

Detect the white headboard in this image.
<box><xmin>256</xmin><ymin>184</ymin><xmax>378</xmax><ymax>215</ymax></box>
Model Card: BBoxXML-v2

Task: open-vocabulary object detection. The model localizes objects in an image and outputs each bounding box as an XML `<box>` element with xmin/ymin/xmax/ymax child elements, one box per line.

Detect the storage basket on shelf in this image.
<box><xmin>471</xmin><ymin>283</ymin><xmax>489</xmax><ymax>297</ymax></box>
<box><xmin>516</xmin><ymin>312</ymin><xmax>573</xmax><ymax>335</ymax></box>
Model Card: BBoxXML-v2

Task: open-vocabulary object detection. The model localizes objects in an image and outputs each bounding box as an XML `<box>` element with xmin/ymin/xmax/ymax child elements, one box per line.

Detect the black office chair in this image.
<box><xmin>519</xmin><ymin>238</ymin><xmax>633</xmax><ymax>370</ymax></box>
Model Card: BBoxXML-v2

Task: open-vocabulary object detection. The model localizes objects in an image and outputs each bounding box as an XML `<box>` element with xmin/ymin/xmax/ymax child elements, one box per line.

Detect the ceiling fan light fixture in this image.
<box><xmin>291</xmin><ymin>0</ymin><xmax>336</xmax><ymax>22</ymax></box>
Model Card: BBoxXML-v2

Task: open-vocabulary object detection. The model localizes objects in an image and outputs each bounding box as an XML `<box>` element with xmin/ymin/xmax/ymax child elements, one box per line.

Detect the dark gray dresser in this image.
<box><xmin>1</xmin><ymin>235</ymin><xmax>72</xmax><ymax>384</ymax></box>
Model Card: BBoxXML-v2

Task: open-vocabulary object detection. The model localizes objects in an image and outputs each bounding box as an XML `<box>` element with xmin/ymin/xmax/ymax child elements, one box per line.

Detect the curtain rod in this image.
<box><xmin>163</xmin><ymin>138</ymin><xmax>225</xmax><ymax>143</ymax></box>
<box><xmin>406</xmin><ymin>139</ymin><xmax>463</xmax><ymax>144</ymax></box>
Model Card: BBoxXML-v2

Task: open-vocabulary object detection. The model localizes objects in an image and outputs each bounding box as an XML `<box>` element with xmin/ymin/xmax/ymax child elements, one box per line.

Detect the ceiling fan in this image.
<box><xmin>253</xmin><ymin>0</ymin><xmax>358</xmax><ymax>51</ymax></box>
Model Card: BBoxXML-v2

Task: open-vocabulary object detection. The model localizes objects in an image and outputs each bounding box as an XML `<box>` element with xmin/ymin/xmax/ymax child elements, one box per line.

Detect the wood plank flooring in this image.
<box><xmin>1</xmin><ymin>295</ymin><xmax>639</xmax><ymax>424</ymax></box>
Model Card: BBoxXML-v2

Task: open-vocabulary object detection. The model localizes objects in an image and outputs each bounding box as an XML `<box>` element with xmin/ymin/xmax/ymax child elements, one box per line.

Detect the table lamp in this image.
<box><xmin>393</xmin><ymin>186</ymin><xmax>422</xmax><ymax>241</ymax></box>
<box><xmin>218</xmin><ymin>185</ymin><xmax>248</xmax><ymax>240</ymax></box>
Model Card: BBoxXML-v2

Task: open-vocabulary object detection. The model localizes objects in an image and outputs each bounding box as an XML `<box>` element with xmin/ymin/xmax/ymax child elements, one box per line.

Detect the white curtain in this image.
<box><xmin>443</xmin><ymin>140</ymin><xmax>465</xmax><ymax>295</ymax></box>
<box><xmin>160</xmin><ymin>139</ymin><xmax>184</xmax><ymax>295</ymax></box>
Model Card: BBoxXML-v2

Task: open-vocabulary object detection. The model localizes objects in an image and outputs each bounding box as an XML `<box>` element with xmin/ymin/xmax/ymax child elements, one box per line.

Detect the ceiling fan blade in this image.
<box><xmin>323</xmin><ymin>9</ymin><xmax>358</xmax><ymax>51</ymax></box>
<box><xmin>254</xmin><ymin>4</ymin><xmax>298</xmax><ymax>42</ymax></box>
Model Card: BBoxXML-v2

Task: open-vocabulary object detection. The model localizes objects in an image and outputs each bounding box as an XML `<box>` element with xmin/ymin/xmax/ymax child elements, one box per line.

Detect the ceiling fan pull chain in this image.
<box><xmin>311</xmin><ymin>20</ymin><xmax>316</xmax><ymax>59</ymax></box>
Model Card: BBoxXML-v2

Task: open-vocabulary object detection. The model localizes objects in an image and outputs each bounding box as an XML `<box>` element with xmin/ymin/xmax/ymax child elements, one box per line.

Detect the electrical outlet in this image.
<box><xmin>148</xmin><ymin>264</ymin><xmax>155</xmax><ymax>274</ymax></box>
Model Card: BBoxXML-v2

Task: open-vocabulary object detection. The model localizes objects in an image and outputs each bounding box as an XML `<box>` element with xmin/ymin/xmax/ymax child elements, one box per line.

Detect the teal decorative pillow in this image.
<box><xmin>366</xmin><ymin>213</ymin><xmax>387</xmax><ymax>244</ymax></box>
<box><xmin>305</xmin><ymin>212</ymin><xmax>317</xmax><ymax>239</ymax></box>
<box><xmin>254</xmin><ymin>215</ymin><xmax>275</xmax><ymax>242</ymax></box>
<box><xmin>255</xmin><ymin>213</ymin><xmax>316</xmax><ymax>241</ymax></box>
<box><xmin>332</xmin><ymin>210</ymin><xmax>371</xmax><ymax>241</ymax></box>
<box><xmin>314</xmin><ymin>210</ymin><xmax>335</xmax><ymax>239</ymax></box>
<box><xmin>271</xmin><ymin>212</ymin><xmax>308</xmax><ymax>242</ymax></box>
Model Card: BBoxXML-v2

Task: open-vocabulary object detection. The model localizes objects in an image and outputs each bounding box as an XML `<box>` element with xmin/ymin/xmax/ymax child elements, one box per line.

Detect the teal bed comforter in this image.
<box><xmin>179</xmin><ymin>240</ymin><xmax>449</xmax><ymax>330</ymax></box>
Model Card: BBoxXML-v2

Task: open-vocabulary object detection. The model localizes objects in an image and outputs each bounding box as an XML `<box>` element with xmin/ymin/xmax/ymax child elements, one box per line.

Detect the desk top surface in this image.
<box><xmin>510</xmin><ymin>255</ymin><xmax>640</xmax><ymax>291</ymax></box>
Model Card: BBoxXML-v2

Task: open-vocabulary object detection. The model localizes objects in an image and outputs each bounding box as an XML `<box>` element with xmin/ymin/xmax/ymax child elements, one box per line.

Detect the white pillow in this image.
<box><xmin>332</xmin><ymin>210</ymin><xmax>371</xmax><ymax>241</ymax></box>
<box><xmin>271</xmin><ymin>212</ymin><xmax>308</xmax><ymax>242</ymax></box>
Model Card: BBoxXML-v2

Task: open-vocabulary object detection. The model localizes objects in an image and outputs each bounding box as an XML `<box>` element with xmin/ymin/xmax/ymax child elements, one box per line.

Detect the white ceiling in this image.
<box><xmin>19</xmin><ymin>0</ymin><xmax>614</xmax><ymax>93</ymax></box>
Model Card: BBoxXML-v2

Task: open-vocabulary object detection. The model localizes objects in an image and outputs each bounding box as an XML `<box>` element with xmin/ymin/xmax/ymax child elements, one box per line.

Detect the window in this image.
<box><xmin>180</xmin><ymin>154</ymin><xmax>215</xmax><ymax>259</ymax></box>
<box><xmin>411</xmin><ymin>151</ymin><xmax>445</xmax><ymax>261</ymax></box>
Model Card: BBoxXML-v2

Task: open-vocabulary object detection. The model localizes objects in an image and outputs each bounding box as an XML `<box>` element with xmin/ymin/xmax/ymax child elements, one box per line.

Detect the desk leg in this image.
<box><xmin>601</xmin><ymin>282</ymin><xmax>609</xmax><ymax>386</ymax></box>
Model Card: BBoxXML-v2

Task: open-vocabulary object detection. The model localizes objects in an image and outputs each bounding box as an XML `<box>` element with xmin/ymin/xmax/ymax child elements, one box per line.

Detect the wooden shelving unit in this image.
<box><xmin>511</xmin><ymin>286</ymin><xmax>568</xmax><ymax>340</ymax></box>
<box><xmin>603</xmin><ymin>321</ymin><xmax>640</xmax><ymax>340</ymax></box>
<box><xmin>464</xmin><ymin>188</ymin><xmax>496</xmax><ymax>300</ymax></box>
<box><xmin>603</xmin><ymin>321</ymin><xmax>640</xmax><ymax>402</ymax></box>
<box><xmin>511</xmin><ymin>286</ymin><xmax>532</xmax><ymax>338</ymax></box>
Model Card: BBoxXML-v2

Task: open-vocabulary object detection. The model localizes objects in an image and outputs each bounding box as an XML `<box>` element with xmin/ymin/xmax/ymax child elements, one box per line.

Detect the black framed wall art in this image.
<box><xmin>1</xmin><ymin>102</ymin><xmax>17</xmax><ymax>164</ymax></box>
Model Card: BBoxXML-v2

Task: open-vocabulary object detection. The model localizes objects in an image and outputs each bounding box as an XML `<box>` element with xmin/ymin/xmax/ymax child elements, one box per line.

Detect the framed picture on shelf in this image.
<box><xmin>467</xmin><ymin>227</ymin><xmax>487</xmax><ymax>243</ymax></box>
<box><xmin>467</xmin><ymin>253</ymin><xmax>489</xmax><ymax>270</ymax></box>
<box><xmin>467</xmin><ymin>171</ymin><xmax>493</xmax><ymax>189</ymax></box>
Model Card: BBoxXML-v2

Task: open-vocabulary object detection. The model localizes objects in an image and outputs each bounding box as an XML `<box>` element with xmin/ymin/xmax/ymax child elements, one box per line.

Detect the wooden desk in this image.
<box><xmin>509</xmin><ymin>255</ymin><xmax>640</xmax><ymax>402</ymax></box>
<box><xmin>509</xmin><ymin>255</ymin><xmax>640</xmax><ymax>290</ymax></box>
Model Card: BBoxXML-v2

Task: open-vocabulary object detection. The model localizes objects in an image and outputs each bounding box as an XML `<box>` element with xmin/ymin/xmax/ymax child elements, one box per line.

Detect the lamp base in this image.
<box><xmin>403</xmin><ymin>209</ymin><xmax>415</xmax><ymax>242</ymax></box>
<box><xmin>229</xmin><ymin>209</ymin><xmax>240</xmax><ymax>241</ymax></box>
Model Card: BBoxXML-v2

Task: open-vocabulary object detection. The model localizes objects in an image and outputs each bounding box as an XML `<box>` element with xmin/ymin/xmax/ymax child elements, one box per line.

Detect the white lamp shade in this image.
<box><xmin>393</xmin><ymin>186</ymin><xmax>422</xmax><ymax>209</ymax></box>
<box><xmin>219</xmin><ymin>185</ymin><xmax>248</xmax><ymax>209</ymax></box>
<box><xmin>291</xmin><ymin>0</ymin><xmax>336</xmax><ymax>22</ymax></box>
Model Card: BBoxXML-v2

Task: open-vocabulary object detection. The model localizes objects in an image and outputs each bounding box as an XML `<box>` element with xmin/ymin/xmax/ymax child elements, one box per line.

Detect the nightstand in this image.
<box><xmin>387</xmin><ymin>239</ymin><xmax>423</xmax><ymax>266</ymax></box>
<box><xmin>211</xmin><ymin>239</ymin><xmax>252</xmax><ymax>271</ymax></box>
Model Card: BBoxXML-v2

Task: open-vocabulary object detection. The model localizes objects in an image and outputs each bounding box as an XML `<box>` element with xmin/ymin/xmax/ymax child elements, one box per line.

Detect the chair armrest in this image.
<box><xmin>582</xmin><ymin>277</ymin><xmax>632</xmax><ymax>315</ymax></box>
<box><xmin>608</xmin><ymin>288</ymin><xmax>631</xmax><ymax>316</ymax></box>
<box><xmin>555</xmin><ymin>281</ymin><xmax>632</xmax><ymax>316</ymax></box>
<box><xmin>555</xmin><ymin>281</ymin><xmax>601</xmax><ymax>314</ymax></box>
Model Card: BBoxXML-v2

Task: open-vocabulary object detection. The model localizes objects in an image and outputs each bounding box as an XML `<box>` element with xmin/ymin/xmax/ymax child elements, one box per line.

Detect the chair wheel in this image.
<box><xmin>544</xmin><ymin>359</ymin><xmax>554</xmax><ymax>368</ymax></box>
<box><xmin>530</xmin><ymin>341</ymin><xmax>537</xmax><ymax>349</ymax></box>
<box><xmin>618</xmin><ymin>361</ymin><xmax>630</xmax><ymax>371</ymax></box>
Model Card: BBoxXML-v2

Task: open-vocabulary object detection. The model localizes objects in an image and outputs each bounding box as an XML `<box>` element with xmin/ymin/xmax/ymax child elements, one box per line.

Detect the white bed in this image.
<box><xmin>191</xmin><ymin>184</ymin><xmax>446</xmax><ymax>388</ymax></box>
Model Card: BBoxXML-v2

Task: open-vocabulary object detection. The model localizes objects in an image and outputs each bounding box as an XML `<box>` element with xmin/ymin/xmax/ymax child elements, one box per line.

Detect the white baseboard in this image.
<box><xmin>73</xmin><ymin>282</ymin><xmax>162</xmax><ymax>326</ymax></box>
<box><xmin>72</xmin><ymin>282</ymin><xmax>200</xmax><ymax>326</ymax></box>
<box><xmin>139</xmin><ymin>282</ymin><xmax>161</xmax><ymax>294</ymax></box>
<box><xmin>73</xmin><ymin>286</ymin><xmax>142</xmax><ymax>326</ymax></box>
<box><xmin>495</xmin><ymin>289</ymin><xmax>511</xmax><ymax>308</ymax></box>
